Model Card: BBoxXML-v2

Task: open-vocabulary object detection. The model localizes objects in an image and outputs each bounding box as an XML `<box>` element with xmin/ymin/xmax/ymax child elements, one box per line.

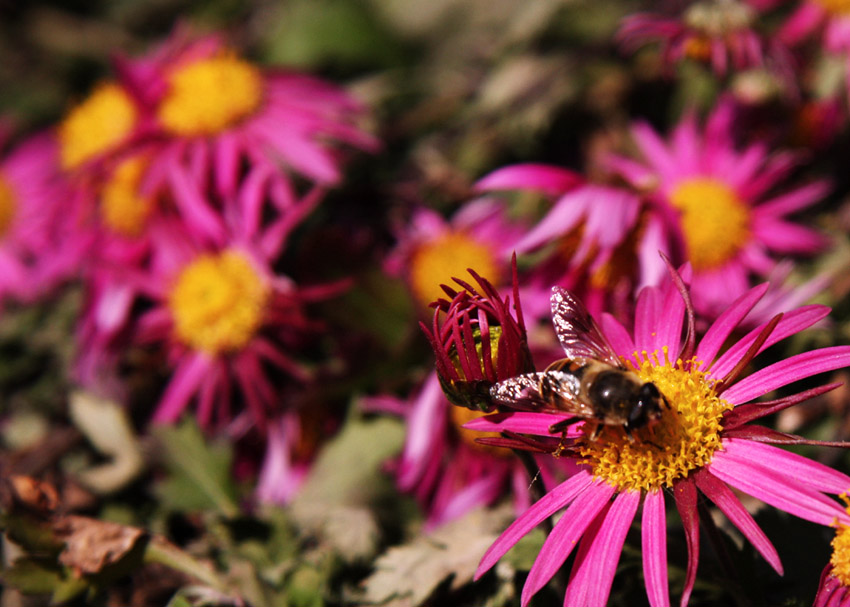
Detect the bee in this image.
<box><xmin>490</xmin><ymin>287</ymin><xmax>667</xmax><ymax>442</ymax></box>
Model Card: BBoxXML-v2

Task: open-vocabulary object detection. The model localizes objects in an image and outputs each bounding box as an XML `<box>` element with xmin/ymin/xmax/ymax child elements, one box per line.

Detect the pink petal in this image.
<box><xmin>722</xmin><ymin>438</ymin><xmax>850</xmax><ymax>494</ymax></box>
<box><xmin>721</xmin><ymin>346</ymin><xmax>850</xmax><ymax>405</ymax></box>
<box><xmin>463</xmin><ymin>411</ymin><xmax>574</xmax><ymax>436</ymax></box>
<box><xmin>757</xmin><ymin>180</ymin><xmax>830</xmax><ymax>217</ymax></box>
<box><xmin>709</xmin><ymin>305</ymin><xmax>832</xmax><ymax>381</ymax></box>
<box><xmin>674</xmin><ymin>479</ymin><xmax>699</xmax><ymax>607</ymax></box>
<box><xmin>563</xmin><ymin>490</ymin><xmax>640</xmax><ymax>607</ymax></box>
<box><xmin>475</xmin><ymin>163</ymin><xmax>583</xmax><ymax>197</ymax></box>
<box><xmin>693</xmin><ymin>468</ymin><xmax>782</xmax><ymax>575</ymax></box>
<box><xmin>642</xmin><ymin>489</ymin><xmax>670</xmax><ymax>607</ymax></box>
<box><xmin>694</xmin><ymin>283</ymin><xmax>769</xmax><ymax>367</ymax></box>
<box><xmin>600</xmin><ymin>312</ymin><xmax>636</xmax><ymax>359</ymax></box>
<box><xmin>151</xmin><ymin>353</ymin><xmax>213</xmax><ymax>424</ymax></box>
<box><xmin>475</xmin><ymin>469</ymin><xmax>594</xmax><ymax>578</ymax></box>
<box><xmin>709</xmin><ymin>449</ymin><xmax>850</xmax><ymax>526</ymax></box>
<box><xmin>520</xmin><ymin>481</ymin><xmax>617</xmax><ymax>606</ymax></box>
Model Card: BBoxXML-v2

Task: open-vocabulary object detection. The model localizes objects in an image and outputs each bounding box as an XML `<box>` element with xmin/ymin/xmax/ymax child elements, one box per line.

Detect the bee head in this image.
<box><xmin>627</xmin><ymin>382</ymin><xmax>665</xmax><ymax>430</ymax></box>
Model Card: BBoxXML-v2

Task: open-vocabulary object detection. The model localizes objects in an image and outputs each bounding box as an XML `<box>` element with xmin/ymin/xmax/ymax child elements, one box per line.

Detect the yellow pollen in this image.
<box><xmin>830</xmin><ymin>496</ymin><xmax>850</xmax><ymax>587</ymax></box>
<box><xmin>409</xmin><ymin>230</ymin><xmax>501</xmax><ymax>307</ymax></box>
<box><xmin>0</xmin><ymin>174</ymin><xmax>17</xmax><ymax>238</ymax></box>
<box><xmin>168</xmin><ymin>250</ymin><xmax>270</xmax><ymax>355</ymax></box>
<box><xmin>58</xmin><ymin>83</ymin><xmax>138</xmax><ymax>170</ymax></box>
<box><xmin>816</xmin><ymin>0</ymin><xmax>850</xmax><ymax>16</ymax></box>
<box><xmin>99</xmin><ymin>155</ymin><xmax>155</xmax><ymax>237</ymax></box>
<box><xmin>579</xmin><ymin>350</ymin><xmax>732</xmax><ymax>492</ymax></box>
<box><xmin>669</xmin><ymin>177</ymin><xmax>751</xmax><ymax>271</ymax></box>
<box><xmin>449</xmin><ymin>405</ymin><xmax>508</xmax><ymax>457</ymax></box>
<box><xmin>157</xmin><ymin>53</ymin><xmax>264</xmax><ymax>136</ymax></box>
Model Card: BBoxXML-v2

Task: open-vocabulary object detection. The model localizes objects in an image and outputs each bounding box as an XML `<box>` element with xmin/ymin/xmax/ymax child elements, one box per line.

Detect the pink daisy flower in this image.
<box><xmin>114</xmin><ymin>218</ymin><xmax>341</xmax><ymax>433</ymax></box>
<box><xmin>384</xmin><ymin>198</ymin><xmax>528</xmax><ymax>309</ymax></box>
<box><xmin>467</xmin><ymin>271</ymin><xmax>850</xmax><ymax>607</ymax></box>
<box><xmin>74</xmin><ymin>162</ymin><xmax>324</xmax><ymax>396</ymax></box>
<box><xmin>112</xmin><ymin>30</ymin><xmax>378</xmax><ymax>243</ymax></box>
<box><xmin>475</xmin><ymin>163</ymin><xmax>661</xmax><ymax>321</ymax></box>
<box><xmin>607</xmin><ymin>98</ymin><xmax>830</xmax><ymax>319</ymax></box>
<box><xmin>617</xmin><ymin>0</ymin><xmax>793</xmax><ymax>77</ymax></box>
<box><xmin>0</xmin><ymin>129</ymin><xmax>89</xmax><ymax>303</ymax></box>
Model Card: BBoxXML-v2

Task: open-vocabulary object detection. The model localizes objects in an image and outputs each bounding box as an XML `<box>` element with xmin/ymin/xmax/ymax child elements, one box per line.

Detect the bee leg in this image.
<box><xmin>547</xmin><ymin>416</ymin><xmax>583</xmax><ymax>435</ymax></box>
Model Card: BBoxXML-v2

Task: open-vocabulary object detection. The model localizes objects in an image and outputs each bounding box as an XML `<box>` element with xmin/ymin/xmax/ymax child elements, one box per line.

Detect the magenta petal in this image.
<box><xmin>600</xmin><ymin>312</ymin><xmax>636</xmax><ymax>359</ymax></box>
<box><xmin>562</xmin><ymin>490</ymin><xmax>640</xmax><ymax>607</ymax></box>
<box><xmin>721</xmin><ymin>346</ymin><xmax>850</xmax><ymax>405</ymax></box>
<box><xmin>475</xmin><ymin>470</ymin><xmax>594</xmax><ymax>578</ymax></box>
<box><xmin>642</xmin><ymin>490</ymin><xmax>670</xmax><ymax>607</ymax></box>
<box><xmin>709</xmin><ymin>304</ymin><xmax>831</xmax><ymax>381</ymax></box>
<box><xmin>151</xmin><ymin>353</ymin><xmax>212</xmax><ymax>424</ymax></box>
<box><xmin>475</xmin><ymin>163</ymin><xmax>583</xmax><ymax>197</ymax></box>
<box><xmin>694</xmin><ymin>283</ymin><xmax>769</xmax><ymax>367</ymax></box>
<box><xmin>521</xmin><ymin>481</ymin><xmax>617</xmax><ymax>606</ymax></box>
<box><xmin>464</xmin><ymin>411</ymin><xmax>574</xmax><ymax>436</ymax></box>
<box><xmin>709</xmin><ymin>449</ymin><xmax>849</xmax><ymax>526</ymax></box>
<box><xmin>674</xmin><ymin>479</ymin><xmax>699</xmax><ymax>607</ymax></box>
<box><xmin>694</xmin><ymin>469</ymin><xmax>783</xmax><ymax>575</ymax></box>
<box><xmin>722</xmin><ymin>439</ymin><xmax>850</xmax><ymax>494</ymax></box>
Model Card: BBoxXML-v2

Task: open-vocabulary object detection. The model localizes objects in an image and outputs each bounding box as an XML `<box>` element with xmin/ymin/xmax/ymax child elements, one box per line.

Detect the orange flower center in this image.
<box><xmin>168</xmin><ymin>250</ymin><xmax>270</xmax><ymax>355</ymax></box>
<box><xmin>58</xmin><ymin>83</ymin><xmax>138</xmax><ymax>170</ymax></box>
<box><xmin>669</xmin><ymin>177</ymin><xmax>751</xmax><ymax>271</ymax></box>
<box><xmin>816</xmin><ymin>0</ymin><xmax>850</xmax><ymax>16</ymax></box>
<box><xmin>0</xmin><ymin>174</ymin><xmax>16</xmax><ymax>238</ymax></box>
<box><xmin>409</xmin><ymin>230</ymin><xmax>500</xmax><ymax>307</ymax></box>
<box><xmin>99</xmin><ymin>155</ymin><xmax>155</xmax><ymax>237</ymax></box>
<box><xmin>157</xmin><ymin>53</ymin><xmax>264</xmax><ymax>136</ymax></box>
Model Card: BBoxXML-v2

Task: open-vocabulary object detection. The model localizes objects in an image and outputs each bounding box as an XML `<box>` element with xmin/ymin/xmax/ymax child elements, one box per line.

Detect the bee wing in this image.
<box><xmin>490</xmin><ymin>373</ymin><xmax>548</xmax><ymax>409</ymax></box>
<box><xmin>550</xmin><ymin>287</ymin><xmax>622</xmax><ymax>368</ymax></box>
<box><xmin>489</xmin><ymin>370</ymin><xmax>597</xmax><ymax>418</ymax></box>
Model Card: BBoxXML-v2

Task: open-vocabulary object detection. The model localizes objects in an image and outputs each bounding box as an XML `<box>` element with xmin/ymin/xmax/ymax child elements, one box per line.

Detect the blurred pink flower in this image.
<box><xmin>113</xmin><ymin>30</ymin><xmax>379</xmax><ymax>243</ymax></box>
<box><xmin>618</xmin><ymin>0</ymin><xmax>793</xmax><ymax>77</ymax></box>
<box><xmin>0</xmin><ymin>130</ymin><xmax>89</xmax><ymax>303</ymax></box>
<box><xmin>469</xmin><ymin>275</ymin><xmax>850</xmax><ymax>607</ymax></box>
<box><xmin>607</xmin><ymin>98</ymin><xmax>830</xmax><ymax>319</ymax></box>
<box><xmin>475</xmin><ymin>164</ymin><xmax>659</xmax><ymax>320</ymax></box>
<box><xmin>385</xmin><ymin>198</ymin><xmax>528</xmax><ymax>309</ymax></box>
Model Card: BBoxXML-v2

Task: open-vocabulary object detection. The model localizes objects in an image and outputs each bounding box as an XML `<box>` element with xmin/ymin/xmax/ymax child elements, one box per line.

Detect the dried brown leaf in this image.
<box><xmin>55</xmin><ymin>514</ymin><xmax>145</xmax><ymax>576</ymax></box>
<box><xmin>361</xmin><ymin>506</ymin><xmax>512</xmax><ymax>607</ymax></box>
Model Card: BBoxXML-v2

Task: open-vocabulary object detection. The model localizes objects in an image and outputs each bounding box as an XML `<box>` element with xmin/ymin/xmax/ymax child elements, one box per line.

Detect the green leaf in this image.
<box><xmin>263</xmin><ymin>0</ymin><xmax>406</xmax><ymax>69</ymax></box>
<box><xmin>153</xmin><ymin>419</ymin><xmax>239</xmax><ymax>518</ymax></box>
<box><xmin>1</xmin><ymin>558</ymin><xmax>63</xmax><ymax>595</ymax></box>
<box><xmin>289</xmin><ymin>415</ymin><xmax>405</xmax><ymax>561</ymax></box>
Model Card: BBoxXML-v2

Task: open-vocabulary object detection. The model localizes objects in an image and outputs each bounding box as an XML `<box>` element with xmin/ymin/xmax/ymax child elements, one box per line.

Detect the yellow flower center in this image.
<box><xmin>99</xmin><ymin>155</ymin><xmax>155</xmax><ymax>237</ymax></box>
<box><xmin>816</xmin><ymin>0</ymin><xmax>850</xmax><ymax>16</ymax></box>
<box><xmin>58</xmin><ymin>83</ymin><xmax>138</xmax><ymax>170</ymax></box>
<box><xmin>831</xmin><ymin>496</ymin><xmax>850</xmax><ymax>587</ymax></box>
<box><xmin>449</xmin><ymin>405</ymin><xmax>508</xmax><ymax>456</ymax></box>
<box><xmin>669</xmin><ymin>178</ymin><xmax>751</xmax><ymax>271</ymax></box>
<box><xmin>0</xmin><ymin>174</ymin><xmax>17</xmax><ymax>238</ymax></box>
<box><xmin>409</xmin><ymin>231</ymin><xmax>501</xmax><ymax>307</ymax></box>
<box><xmin>579</xmin><ymin>350</ymin><xmax>731</xmax><ymax>492</ymax></box>
<box><xmin>157</xmin><ymin>53</ymin><xmax>264</xmax><ymax>136</ymax></box>
<box><xmin>168</xmin><ymin>250</ymin><xmax>270</xmax><ymax>355</ymax></box>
